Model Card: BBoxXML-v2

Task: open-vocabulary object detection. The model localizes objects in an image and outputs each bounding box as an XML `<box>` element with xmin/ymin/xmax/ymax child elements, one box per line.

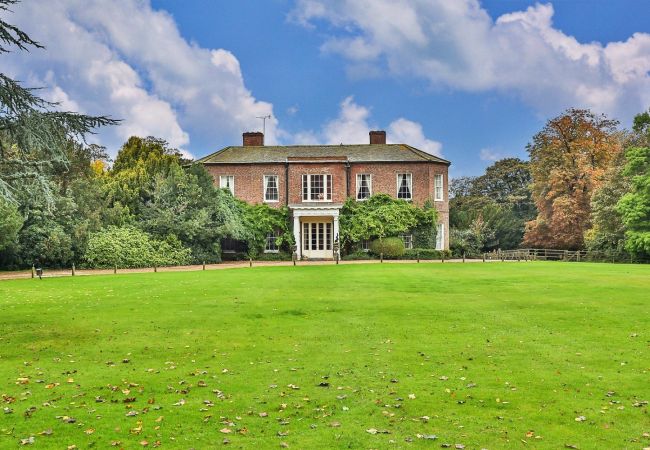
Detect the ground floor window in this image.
<box><xmin>265</xmin><ymin>230</ymin><xmax>280</xmax><ymax>253</ymax></box>
<box><xmin>361</xmin><ymin>239</ymin><xmax>370</xmax><ymax>252</ymax></box>
<box><xmin>220</xmin><ymin>175</ymin><xmax>234</xmax><ymax>195</ymax></box>
<box><xmin>436</xmin><ymin>223</ymin><xmax>444</xmax><ymax>250</ymax></box>
<box><xmin>400</xmin><ymin>234</ymin><xmax>413</xmax><ymax>249</ymax></box>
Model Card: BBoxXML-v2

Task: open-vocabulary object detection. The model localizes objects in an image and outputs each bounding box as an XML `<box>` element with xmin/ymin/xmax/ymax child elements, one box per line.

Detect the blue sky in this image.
<box><xmin>3</xmin><ymin>1</ymin><xmax>650</xmax><ymax>176</ymax></box>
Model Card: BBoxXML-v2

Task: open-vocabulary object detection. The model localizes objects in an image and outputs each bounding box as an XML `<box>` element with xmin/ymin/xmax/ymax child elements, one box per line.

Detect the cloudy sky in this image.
<box><xmin>3</xmin><ymin>0</ymin><xmax>649</xmax><ymax>175</ymax></box>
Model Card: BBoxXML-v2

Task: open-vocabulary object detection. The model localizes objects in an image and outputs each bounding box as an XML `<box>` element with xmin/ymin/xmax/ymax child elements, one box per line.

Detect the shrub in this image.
<box><xmin>342</xmin><ymin>250</ymin><xmax>377</xmax><ymax>261</ymax></box>
<box><xmin>255</xmin><ymin>252</ymin><xmax>293</xmax><ymax>261</ymax></box>
<box><xmin>84</xmin><ymin>226</ymin><xmax>191</xmax><ymax>268</ymax></box>
<box><xmin>369</xmin><ymin>237</ymin><xmax>405</xmax><ymax>258</ymax></box>
<box><xmin>399</xmin><ymin>248</ymin><xmax>451</xmax><ymax>260</ymax></box>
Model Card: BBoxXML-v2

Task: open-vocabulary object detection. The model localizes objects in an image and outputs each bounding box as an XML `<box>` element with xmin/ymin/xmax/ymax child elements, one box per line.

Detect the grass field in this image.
<box><xmin>0</xmin><ymin>262</ymin><xmax>648</xmax><ymax>449</ymax></box>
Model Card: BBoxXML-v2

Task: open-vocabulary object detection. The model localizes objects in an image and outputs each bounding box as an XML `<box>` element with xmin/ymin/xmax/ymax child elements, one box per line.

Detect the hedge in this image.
<box><xmin>369</xmin><ymin>237</ymin><xmax>405</xmax><ymax>258</ymax></box>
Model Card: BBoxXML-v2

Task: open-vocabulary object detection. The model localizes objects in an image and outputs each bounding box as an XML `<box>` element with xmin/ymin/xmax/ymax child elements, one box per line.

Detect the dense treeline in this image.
<box><xmin>450</xmin><ymin>108</ymin><xmax>650</xmax><ymax>261</ymax></box>
<box><xmin>0</xmin><ymin>136</ymin><xmax>294</xmax><ymax>269</ymax></box>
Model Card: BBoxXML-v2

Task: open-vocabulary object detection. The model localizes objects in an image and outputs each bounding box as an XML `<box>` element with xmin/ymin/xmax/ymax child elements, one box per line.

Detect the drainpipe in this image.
<box><xmin>345</xmin><ymin>161</ymin><xmax>351</xmax><ymax>198</ymax></box>
<box><xmin>285</xmin><ymin>160</ymin><xmax>289</xmax><ymax>206</ymax></box>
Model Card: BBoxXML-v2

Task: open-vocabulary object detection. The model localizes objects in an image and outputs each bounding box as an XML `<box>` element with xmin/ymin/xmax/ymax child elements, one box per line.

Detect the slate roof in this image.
<box><xmin>196</xmin><ymin>144</ymin><xmax>450</xmax><ymax>165</ymax></box>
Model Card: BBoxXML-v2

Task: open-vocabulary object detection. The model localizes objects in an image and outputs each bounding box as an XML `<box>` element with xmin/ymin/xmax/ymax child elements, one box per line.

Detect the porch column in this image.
<box><xmin>333</xmin><ymin>216</ymin><xmax>340</xmax><ymax>258</ymax></box>
<box><xmin>293</xmin><ymin>215</ymin><xmax>301</xmax><ymax>260</ymax></box>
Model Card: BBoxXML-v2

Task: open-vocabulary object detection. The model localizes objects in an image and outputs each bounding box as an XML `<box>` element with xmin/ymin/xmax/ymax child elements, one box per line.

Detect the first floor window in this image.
<box><xmin>302</xmin><ymin>174</ymin><xmax>332</xmax><ymax>201</ymax></box>
<box><xmin>220</xmin><ymin>175</ymin><xmax>234</xmax><ymax>195</ymax></box>
<box><xmin>434</xmin><ymin>174</ymin><xmax>444</xmax><ymax>201</ymax></box>
<box><xmin>400</xmin><ymin>234</ymin><xmax>413</xmax><ymax>250</ymax></box>
<box><xmin>436</xmin><ymin>223</ymin><xmax>444</xmax><ymax>250</ymax></box>
<box><xmin>356</xmin><ymin>174</ymin><xmax>372</xmax><ymax>200</ymax></box>
<box><xmin>397</xmin><ymin>173</ymin><xmax>412</xmax><ymax>200</ymax></box>
<box><xmin>265</xmin><ymin>230</ymin><xmax>280</xmax><ymax>253</ymax></box>
<box><xmin>264</xmin><ymin>175</ymin><xmax>279</xmax><ymax>202</ymax></box>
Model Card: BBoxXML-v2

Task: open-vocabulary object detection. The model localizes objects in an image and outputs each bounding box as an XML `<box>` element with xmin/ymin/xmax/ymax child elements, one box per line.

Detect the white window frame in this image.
<box><xmin>356</xmin><ymin>173</ymin><xmax>372</xmax><ymax>200</ymax></box>
<box><xmin>434</xmin><ymin>174</ymin><xmax>444</xmax><ymax>202</ymax></box>
<box><xmin>400</xmin><ymin>234</ymin><xmax>413</xmax><ymax>250</ymax></box>
<box><xmin>396</xmin><ymin>173</ymin><xmax>412</xmax><ymax>200</ymax></box>
<box><xmin>263</xmin><ymin>175</ymin><xmax>279</xmax><ymax>203</ymax></box>
<box><xmin>264</xmin><ymin>230</ymin><xmax>280</xmax><ymax>253</ymax></box>
<box><xmin>219</xmin><ymin>175</ymin><xmax>234</xmax><ymax>195</ymax></box>
<box><xmin>360</xmin><ymin>239</ymin><xmax>370</xmax><ymax>252</ymax></box>
<box><xmin>436</xmin><ymin>223</ymin><xmax>444</xmax><ymax>250</ymax></box>
<box><xmin>302</xmin><ymin>174</ymin><xmax>332</xmax><ymax>202</ymax></box>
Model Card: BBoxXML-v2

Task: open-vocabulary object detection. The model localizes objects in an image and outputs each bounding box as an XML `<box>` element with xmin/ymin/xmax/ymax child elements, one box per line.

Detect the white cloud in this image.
<box><xmin>292</xmin><ymin>0</ymin><xmax>650</xmax><ymax>121</ymax></box>
<box><xmin>479</xmin><ymin>148</ymin><xmax>501</xmax><ymax>161</ymax></box>
<box><xmin>388</xmin><ymin>118</ymin><xmax>442</xmax><ymax>156</ymax></box>
<box><xmin>2</xmin><ymin>0</ymin><xmax>277</xmax><ymax>157</ymax></box>
<box><xmin>291</xmin><ymin>96</ymin><xmax>443</xmax><ymax>155</ymax></box>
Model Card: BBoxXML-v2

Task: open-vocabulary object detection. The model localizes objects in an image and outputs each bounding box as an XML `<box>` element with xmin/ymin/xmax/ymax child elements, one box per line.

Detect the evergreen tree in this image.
<box><xmin>0</xmin><ymin>0</ymin><xmax>117</xmax><ymax>205</ymax></box>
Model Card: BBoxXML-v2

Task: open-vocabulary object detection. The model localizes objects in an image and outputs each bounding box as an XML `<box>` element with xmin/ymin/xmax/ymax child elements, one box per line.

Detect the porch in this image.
<box><xmin>290</xmin><ymin>204</ymin><xmax>342</xmax><ymax>260</ymax></box>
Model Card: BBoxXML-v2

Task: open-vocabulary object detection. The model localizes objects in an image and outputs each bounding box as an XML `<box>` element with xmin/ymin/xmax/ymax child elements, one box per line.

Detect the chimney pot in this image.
<box><xmin>243</xmin><ymin>131</ymin><xmax>264</xmax><ymax>146</ymax></box>
<box><xmin>369</xmin><ymin>130</ymin><xmax>386</xmax><ymax>145</ymax></box>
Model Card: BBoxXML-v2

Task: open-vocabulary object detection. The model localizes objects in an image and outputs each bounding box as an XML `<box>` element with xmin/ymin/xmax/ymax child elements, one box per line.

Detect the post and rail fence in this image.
<box><xmin>485</xmin><ymin>248</ymin><xmax>649</xmax><ymax>264</ymax></box>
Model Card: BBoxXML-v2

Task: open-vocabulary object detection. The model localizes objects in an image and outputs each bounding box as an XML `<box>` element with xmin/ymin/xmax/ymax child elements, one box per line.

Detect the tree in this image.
<box><xmin>0</xmin><ymin>0</ymin><xmax>117</xmax><ymax>205</ymax></box>
<box><xmin>449</xmin><ymin>158</ymin><xmax>535</xmax><ymax>250</ymax></box>
<box><xmin>140</xmin><ymin>163</ymin><xmax>247</xmax><ymax>262</ymax></box>
<box><xmin>524</xmin><ymin>109</ymin><xmax>623</xmax><ymax>249</ymax></box>
<box><xmin>472</xmin><ymin>158</ymin><xmax>535</xmax><ymax>221</ymax></box>
<box><xmin>617</xmin><ymin>146</ymin><xmax>650</xmax><ymax>257</ymax></box>
<box><xmin>0</xmin><ymin>196</ymin><xmax>22</xmax><ymax>250</ymax></box>
<box><xmin>104</xmin><ymin>136</ymin><xmax>181</xmax><ymax>215</ymax></box>
<box><xmin>584</xmin><ymin>152</ymin><xmax>630</xmax><ymax>260</ymax></box>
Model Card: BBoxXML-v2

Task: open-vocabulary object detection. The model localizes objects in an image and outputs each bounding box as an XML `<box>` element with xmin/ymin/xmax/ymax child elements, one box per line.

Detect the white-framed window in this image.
<box><xmin>400</xmin><ymin>234</ymin><xmax>413</xmax><ymax>250</ymax></box>
<box><xmin>397</xmin><ymin>173</ymin><xmax>412</xmax><ymax>200</ymax></box>
<box><xmin>220</xmin><ymin>175</ymin><xmax>234</xmax><ymax>195</ymax></box>
<box><xmin>356</xmin><ymin>173</ymin><xmax>372</xmax><ymax>200</ymax></box>
<box><xmin>263</xmin><ymin>175</ymin><xmax>279</xmax><ymax>202</ymax></box>
<box><xmin>264</xmin><ymin>230</ymin><xmax>280</xmax><ymax>253</ymax></box>
<box><xmin>302</xmin><ymin>174</ymin><xmax>332</xmax><ymax>201</ymax></box>
<box><xmin>436</xmin><ymin>223</ymin><xmax>444</xmax><ymax>250</ymax></box>
<box><xmin>361</xmin><ymin>239</ymin><xmax>370</xmax><ymax>252</ymax></box>
<box><xmin>434</xmin><ymin>174</ymin><xmax>444</xmax><ymax>201</ymax></box>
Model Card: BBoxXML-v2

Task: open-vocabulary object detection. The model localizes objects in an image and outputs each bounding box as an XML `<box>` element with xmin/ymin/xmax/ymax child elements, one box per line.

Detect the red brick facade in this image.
<box><xmin>204</xmin><ymin>160</ymin><xmax>450</xmax><ymax>249</ymax></box>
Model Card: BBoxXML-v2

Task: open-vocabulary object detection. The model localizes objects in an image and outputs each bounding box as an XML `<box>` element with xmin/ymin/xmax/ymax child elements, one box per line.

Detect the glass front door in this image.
<box><xmin>302</xmin><ymin>220</ymin><xmax>333</xmax><ymax>259</ymax></box>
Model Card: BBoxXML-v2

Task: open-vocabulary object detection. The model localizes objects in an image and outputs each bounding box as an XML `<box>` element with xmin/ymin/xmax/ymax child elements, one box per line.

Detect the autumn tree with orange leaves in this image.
<box><xmin>523</xmin><ymin>109</ymin><xmax>623</xmax><ymax>249</ymax></box>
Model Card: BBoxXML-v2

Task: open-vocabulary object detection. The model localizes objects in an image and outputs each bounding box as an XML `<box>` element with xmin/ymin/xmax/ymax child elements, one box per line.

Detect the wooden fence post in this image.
<box><xmin>154</xmin><ymin>265</ymin><xmax>157</xmax><ymax>273</ymax></box>
<box><xmin>380</xmin><ymin>253</ymin><xmax>384</xmax><ymax>263</ymax></box>
<box><xmin>114</xmin><ymin>264</ymin><xmax>117</xmax><ymax>274</ymax></box>
<box><xmin>249</xmin><ymin>257</ymin><xmax>253</xmax><ymax>268</ymax></box>
<box><xmin>462</xmin><ymin>252</ymin><xmax>466</xmax><ymax>263</ymax></box>
<box><xmin>417</xmin><ymin>251</ymin><xmax>420</xmax><ymax>263</ymax></box>
<box><xmin>31</xmin><ymin>264</ymin><xmax>35</xmax><ymax>279</ymax></box>
<box><xmin>72</xmin><ymin>263</ymin><xmax>75</xmax><ymax>276</ymax></box>
<box><xmin>203</xmin><ymin>261</ymin><xmax>206</xmax><ymax>271</ymax></box>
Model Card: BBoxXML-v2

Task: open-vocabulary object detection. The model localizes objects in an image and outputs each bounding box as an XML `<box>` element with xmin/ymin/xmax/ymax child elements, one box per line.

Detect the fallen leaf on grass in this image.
<box><xmin>220</xmin><ymin>428</ymin><xmax>232</xmax><ymax>434</ymax></box>
<box><xmin>575</xmin><ymin>416</ymin><xmax>586</xmax><ymax>422</ymax></box>
<box><xmin>19</xmin><ymin>436</ymin><xmax>34</xmax><ymax>445</ymax></box>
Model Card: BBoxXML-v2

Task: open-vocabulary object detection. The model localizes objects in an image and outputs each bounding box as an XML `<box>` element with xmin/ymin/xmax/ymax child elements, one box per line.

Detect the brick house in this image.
<box><xmin>197</xmin><ymin>130</ymin><xmax>450</xmax><ymax>259</ymax></box>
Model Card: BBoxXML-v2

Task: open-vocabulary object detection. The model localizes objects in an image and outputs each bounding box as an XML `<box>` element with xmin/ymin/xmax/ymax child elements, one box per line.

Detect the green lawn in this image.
<box><xmin>0</xmin><ymin>262</ymin><xmax>648</xmax><ymax>449</ymax></box>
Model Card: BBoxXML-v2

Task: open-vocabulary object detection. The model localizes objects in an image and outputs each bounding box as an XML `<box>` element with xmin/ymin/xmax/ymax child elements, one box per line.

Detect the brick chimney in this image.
<box><xmin>243</xmin><ymin>132</ymin><xmax>264</xmax><ymax>146</ymax></box>
<box><xmin>369</xmin><ymin>130</ymin><xmax>386</xmax><ymax>145</ymax></box>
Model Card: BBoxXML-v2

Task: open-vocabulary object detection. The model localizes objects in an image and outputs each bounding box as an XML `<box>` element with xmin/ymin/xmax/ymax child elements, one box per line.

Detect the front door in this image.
<box><xmin>302</xmin><ymin>220</ymin><xmax>333</xmax><ymax>259</ymax></box>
